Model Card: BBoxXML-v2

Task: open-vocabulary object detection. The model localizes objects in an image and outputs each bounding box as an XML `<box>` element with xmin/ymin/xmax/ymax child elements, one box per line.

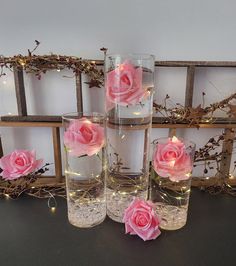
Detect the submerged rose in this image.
<box><xmin>0</xmin><ymin>150</ymin><xmax>43</xmax><ymax>180</ymax></box>
<box><xmin>153</xmin><ymin>137</ymin><xmax>193</xmax><ymax>182</ymax></box>
<box><xmin>123</xmin><ymin>198</ymin><xmax>161</xmax><ymax>241</ymax></box>
<box><xmin>106</xmin><ymin>60</ymin><xmax>145</xmax><ymax>111</ymax></box>
<box><xmin>63</xmin><ymin>118</ymin><xmax>104</xmax><ymax>157</ymax></box>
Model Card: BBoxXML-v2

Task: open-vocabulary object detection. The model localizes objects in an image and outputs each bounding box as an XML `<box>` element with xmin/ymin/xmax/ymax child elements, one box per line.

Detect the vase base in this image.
<box><xmin>68</xmin><ymin>216</ymin><xmax>106</xmax><ymax>228</ymax></box>
<box><xmin>67</xmin><ymin>199</ymin><xmax>106</xmax><ymax>228</ymax></box>
<box><xmin>106</xmin><ymin>187</ymin><xmax>148</xmax><ymax>223</ymax></box>
<box><xmin>160</xmin><ymin>222</ymin><xmax>186</xmax><ymax>230</ymax></box>
<box><xmin>155</xmin><ymin>203</ymin><xmax>188</xmax><ymax>231</ymax></box>
<box><xmin>107</xmin><ymin>211</ymin><xmax>124</xmax><ymax>223</ymax></box>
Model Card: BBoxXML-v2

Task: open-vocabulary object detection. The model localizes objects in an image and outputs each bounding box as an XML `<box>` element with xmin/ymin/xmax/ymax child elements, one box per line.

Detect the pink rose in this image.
<box><xmin>63</xmin><ymin>118</ymin><xmax>104</xmax><ymax>157</ymax></box>
<box><xmin>123</xmin><ymin>198</ymin><xmax>161</xmax><ymax>241</ymax></box>
<box><xmin>0</xmin><ymin>150</ymin><xmax>43</xmax><ymax>180</ymax></box>
<box><xmin>153</xmin><ymin>137</ymin><xmax>193</xmax><ymax>182</ymax></box>
<box><xmin>106</xmin><ymin>60</ymin><xmax>145</xmax><ymax>111</ymax></box>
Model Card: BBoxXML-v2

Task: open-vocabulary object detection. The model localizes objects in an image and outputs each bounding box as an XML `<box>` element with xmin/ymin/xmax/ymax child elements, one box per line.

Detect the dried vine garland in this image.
<box><xmin>0</xmin><ymin>164</ymin><xmax>66</xmax><ymax>200</ymax></box>
<box><xmin>0</xmin><ymin>40</ymin><xmax>105</xmax><ymax>88</ymax></box>
<box><xmin>154</xmin><ymin>92</ymin><xmax>236</xmax><ymax>126</ymax></box>
<box><xmin>193</xmin><ymin>131</ymin><xmax>236</xmax><ymax>195</ymax></box>
<box><xmin>1</xmin><ymin>41</ymin><xmax>236</xmax><ymax>126</ymax></box>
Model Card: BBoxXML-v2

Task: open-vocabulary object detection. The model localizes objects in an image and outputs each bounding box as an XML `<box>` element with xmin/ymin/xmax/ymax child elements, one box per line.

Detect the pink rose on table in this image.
<box><xmin>64</xmin><ymin>118</ymin><xmax>104</xmax><ymax>157</ymax></box>
<box><xmin>123</xmin><ymin>198</ymin><xmax>161</xmax><ymax>241</ymax></box>
<box><xmin>0</xmin><ymin>150</ymin><xmax>43</xmax><ymax>180</ymax></box>
<box><xmin>106</xmin><ymin>60</ymin><xmax>145</xmax><ymax>111</ymax></box>
<box><xmin>153</xmin><ymin>137</ymin><xmax>193</xmax><ymax>182</ymax></box>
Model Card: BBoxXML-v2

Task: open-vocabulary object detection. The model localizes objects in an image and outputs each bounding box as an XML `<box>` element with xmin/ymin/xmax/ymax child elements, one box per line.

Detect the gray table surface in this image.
<box><xmin>0</xmin><ymin>189</ymin><xmax>235</xmax><ymax>266</ymax></box>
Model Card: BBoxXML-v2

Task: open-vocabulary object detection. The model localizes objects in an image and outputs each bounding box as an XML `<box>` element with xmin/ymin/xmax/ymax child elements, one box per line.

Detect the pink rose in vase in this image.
<box><xmin>153</xmin><ymin>137</ymin><xmax>193</xmax><ymax>182</ymax></box>
<box><xmin>106</xmin><ymin>60</ymin><xmax>146</xmax><ymax>111</ymax></box>
<box><xmin>63</xmin><ymin>118</ymin><xmax>104</xmax><ymax>157</ymax></box>
<box><xmin>0</xmin><ymin>150</ymin><xmax>43</xmax><ymax>180</ymax></box>
<box><xmin>123</xmin><ymin>198</ymin><xmax>161</xmax><ymax>241</ymax></box>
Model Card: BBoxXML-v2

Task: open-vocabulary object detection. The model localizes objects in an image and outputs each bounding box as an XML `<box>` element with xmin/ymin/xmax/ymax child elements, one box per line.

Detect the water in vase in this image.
<box><xmin>150</xmin><ymin>176</ymin><xmax>191</xmax><ymax>230</ymax></box>
<box><xmin>65</xmin><ymin>152</ymin><xmax>106</xmax><ymax>228</ymax></box>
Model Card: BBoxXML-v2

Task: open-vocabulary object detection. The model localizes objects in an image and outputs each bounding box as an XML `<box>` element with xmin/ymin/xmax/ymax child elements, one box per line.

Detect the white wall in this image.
<box><xmin>0</xmin><ymin>0</ymin><xmax>235</xmax><ymax>176</ymax></box>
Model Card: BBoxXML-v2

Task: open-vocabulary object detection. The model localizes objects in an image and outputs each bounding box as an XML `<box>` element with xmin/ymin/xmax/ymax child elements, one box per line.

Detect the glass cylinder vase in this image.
<box><xmin>105</xmin><ymin>54</ymin><xmax>155</xmax><ymax>222</ymax></box>
<box><xmin>62</xmin><ymin>112</ymin><xmax>106</xmax><ymax>228</ymax></box>
<box><xmin>150</xmin><ymin>137</ymin><xmax>196</xmax><ymax>230</ymax></box>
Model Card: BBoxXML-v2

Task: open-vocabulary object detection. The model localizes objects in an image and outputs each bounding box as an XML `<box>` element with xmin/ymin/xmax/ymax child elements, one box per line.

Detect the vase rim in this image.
<box><xmin>106</xmin><ymin>53</ymin><xmax>155</xmax><ymax>61</ymax></box>
<box><xmin>62</xmin><ymin>111</ymin><xmax>104</xmax><ymax>120</ymax></box>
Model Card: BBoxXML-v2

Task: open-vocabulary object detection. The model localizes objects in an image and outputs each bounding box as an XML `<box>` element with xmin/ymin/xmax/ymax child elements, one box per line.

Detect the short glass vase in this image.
<box><xmin>150</xmin><ymin>136</ymin><xmax>196</xmax><ymax>230</ymax></box>
<box><xmin>62</xmin><ymin>112</ymin><xmax>106</xmax><ymax>228</ymax></box>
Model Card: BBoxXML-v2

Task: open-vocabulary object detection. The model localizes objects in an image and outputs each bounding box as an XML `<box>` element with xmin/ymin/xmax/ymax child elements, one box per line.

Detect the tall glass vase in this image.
<box><xmin>62</xmin><ymin>112</ymin><xmax>106</xmax><ymax>228</ymax></box>
<box><xmin>105</xmin><ymin>54</ymin><xmax>155</xmax><ymax>222</ymax></box>
<box><xmin>150</xmin><ymin>137</ymin><xmax>196</xmax><ymax>230</ymax></box>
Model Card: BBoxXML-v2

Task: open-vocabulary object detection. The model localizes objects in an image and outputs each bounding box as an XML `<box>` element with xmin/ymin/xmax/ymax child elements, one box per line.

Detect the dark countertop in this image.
<box><xmin>0</xmin><ymin>189</ymin><xmax>235</xmax><ymax>266</ymax></box>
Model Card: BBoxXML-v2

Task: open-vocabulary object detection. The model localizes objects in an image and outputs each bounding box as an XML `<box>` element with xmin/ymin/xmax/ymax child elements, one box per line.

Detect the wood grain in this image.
<box><xmin>52</xmin><ymin>127</ymin><xmax>63</xmax><ymax>181</ymax></box>
<box><xmin>191</xmin><ymin>176</ymin><xmax>236</xmax><ymax>187</ymax></box>
<box><xmin>185</xmin><ymin>66</ymin><xmax>195</xmax><ymax>107</ymax></box>
<box><xmin>75</xmin><ymin>73</ymin><xmax>83</xmax><ymax>112</ymax></box>
<box><xmin>1</xmin><ymin>115</ymin><xmax>62</xmax><ymax>122</ymax></box>
<box><xmin>13</xmin><ymin>68</ymin><xmax>27</xmax><ymax>116</ymax></box>
<box><xmin>155</xmin><ymin>61</ymin><xmax>236</xmax><ymax>67</ymax></box>
<box><xmin>0</xmin><ymin>136</ymin><xmax>3</xmax><ymax>157</ymax></box>
<box><xmin>83</xmin><ymin>60</ymin><xmax>236</xmax><ymax>67</ymax></box>
<box><xmin>91</xmin><ymin>60</ymin><xmax>236</xmax><ymax>67</ymax></box>
<box><xmin>218</xmin><ymin>128</ymin><xmax>236</xmax><ymax>179</ymax></box>
<box><xmin>0</xmin><ymin>120</ymin><xmax>236</xmax><ymax>128</ymax></box>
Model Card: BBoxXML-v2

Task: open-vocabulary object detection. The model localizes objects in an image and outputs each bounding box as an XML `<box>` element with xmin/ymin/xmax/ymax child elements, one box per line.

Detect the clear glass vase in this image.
<box><xmin>105</xmin><ymin>54</ymin><xmax>155</xmax><ymax>222</ymax></box>
<box><xmin>150</xmin><ymin>137</ymin><xmax>196</xmax><ymax>230</ymax></box>
<box><xmin>62</xmin><ymin>112</ymin><xmax>106</xmax><ymax>228</ymax></box>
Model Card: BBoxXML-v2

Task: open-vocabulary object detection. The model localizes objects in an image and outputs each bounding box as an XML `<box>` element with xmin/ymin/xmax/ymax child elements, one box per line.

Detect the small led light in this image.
<box><xmin>84</xmin><ymin>119</ymin><xmax>92</xmax><ymax>124</ymax></box>
<box><xmin>172</xmin><ymin>136</ymin><xmax>179</xmax><ymax>143</ymax></box>
<box><xmin>133</xmin><ymin>112</ymin><xmax>141</xmax><ymax>115</ymax></box>
<box><xmin>31</xmin><ymin>186</ymin><xmax>35</xmax><ymax>189</ymax></box>
<box><xmin>51</xmin><ymin>207</ymin><xmax>56</xmax><ymax>213</ymax></box>
<box><xmin>19</xmin><ymin>59</ymin><xmax>26</xmax><ymax>66</ymax></box>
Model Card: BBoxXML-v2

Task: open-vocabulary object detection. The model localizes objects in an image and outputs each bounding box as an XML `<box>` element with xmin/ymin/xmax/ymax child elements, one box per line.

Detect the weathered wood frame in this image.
<box><xmin>0</xmin><ymin>61</ymin><xmax>235</xmax><ymax>187</ymax></box>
